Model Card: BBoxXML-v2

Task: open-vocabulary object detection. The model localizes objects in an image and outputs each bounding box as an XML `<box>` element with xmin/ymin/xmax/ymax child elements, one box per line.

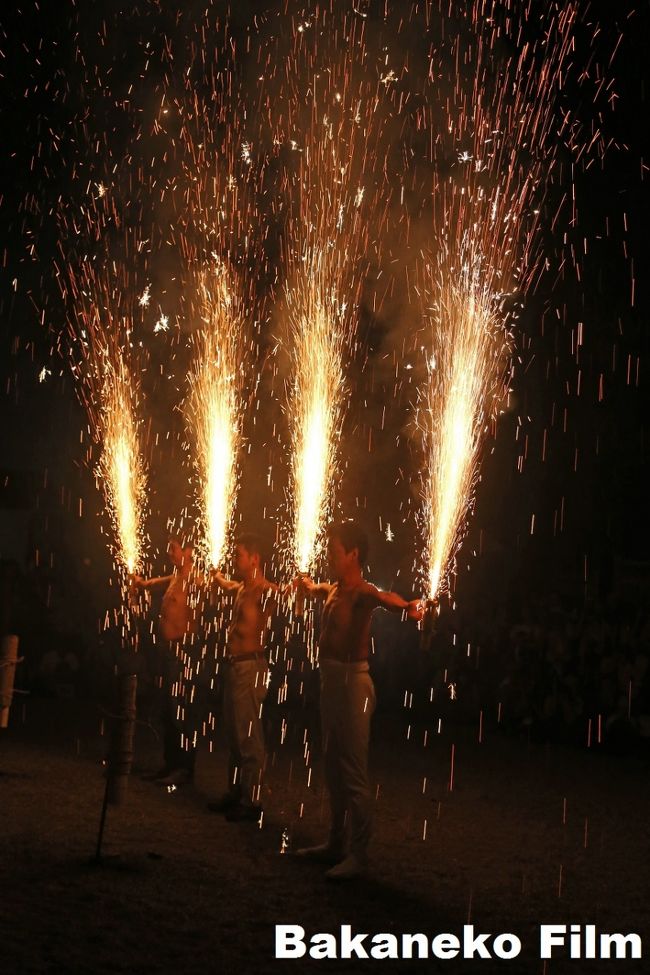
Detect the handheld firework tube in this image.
<box><xmin>294</xmin><ymin>572</ymin><xmax>309</xmax><ymax>618</ymax></box>
<box><xmin>419</xmin><ymin>598</ymin><xmax>441</xmax><ymax>653</ymax></box>
<box><xmin>0</xmin><ymin>635</ymin><xmax>19</xmax><ymax>729</ymax></box>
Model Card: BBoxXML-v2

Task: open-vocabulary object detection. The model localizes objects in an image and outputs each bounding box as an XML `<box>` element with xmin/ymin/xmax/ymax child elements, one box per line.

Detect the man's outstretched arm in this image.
<box><xmin>210</xmin><ymin>570</ymin><xmax>241</xmax><ymax>594</ymax></box>
<box><xmin>131</xmin><ymin>573</ymin><xmax>173</xmax><ymax>591</ymax></box>
<box><xmin>364</xmin><ymin>583</ymin><xmax>425</xmax><ymax>620</ymax></box>
<box><xmin>296</xmin><ymin>575</ymin><xmax>334</xmax><ymax>600</ymax></box>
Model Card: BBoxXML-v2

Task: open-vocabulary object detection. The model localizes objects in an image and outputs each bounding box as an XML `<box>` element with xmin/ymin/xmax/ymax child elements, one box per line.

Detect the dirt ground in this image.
<box><xmin>1</xmin><ymin>694</ymin><xmax>649</xmax><ymax>975</ymax></box>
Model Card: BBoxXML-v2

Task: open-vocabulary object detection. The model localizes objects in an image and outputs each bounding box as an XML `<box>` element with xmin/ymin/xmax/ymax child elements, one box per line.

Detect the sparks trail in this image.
<box><xmin>167</xmin><ymin>23</ymin><xmax>267</xmax><ymax>568</ymax></box>
<box><xmin>268</xmin><ymin>5</ymin><xmax>395</xmax><ymax>579</ymax></box>
<box><xmin>55</xmin><ymin>230</ymin><xmax>149</xmax><ymax>584</ymax></box>
<box><xmin>100</xmin><ymin>359</ymin><xmax>147</xmax><ymax>576</ymax></box>
<box><xmin>418</xmin><ymin>260</ymin><xmax>510</xmax><ymax>599</ymax></box>
<box><xmin>185</xmin><ymin>259</ymin><xmax>246</xmax><ymax>571</ymax></box>
<box><xmin>412</xmin><ymin>0</ymin><xmax>584</xmax><ymax>598</ymax></box>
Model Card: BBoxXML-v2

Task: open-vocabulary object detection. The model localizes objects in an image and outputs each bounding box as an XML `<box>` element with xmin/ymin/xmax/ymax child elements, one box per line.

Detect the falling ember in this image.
<box><xmin>186</xmin><ymin>261</ymin><xmax>244</xmax><ymax>570</ymax></box>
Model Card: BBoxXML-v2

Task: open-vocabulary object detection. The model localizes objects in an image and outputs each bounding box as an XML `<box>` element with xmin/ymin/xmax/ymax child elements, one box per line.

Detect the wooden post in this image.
<box><xmin>0</xmin><ymin>634</ymin><xmax>19</xmax><ymax>729</ymax></box>
<box><xmin>105</xmin><ymin>673</ymin><xmax>138</xmax><ymax>806</ymax></box>
<box><xmin>94</xmin><ymin>670</ymin><xmax>138</xmax><ymax>861</ymax></box>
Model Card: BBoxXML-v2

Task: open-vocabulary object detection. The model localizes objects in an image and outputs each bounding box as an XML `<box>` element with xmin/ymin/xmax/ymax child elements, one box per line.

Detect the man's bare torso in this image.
<box><xmin>159</xmin><ymin>573</ymin><xmax>195</xmax><ymax>642</ymax></box>
<box><xmin>227</xmin><ymin>581</ymin><xmax>275</xmax><ymax>656</ymax></box>
<box><xmin>320</xmin><ymin>582</ymin><xmax>376</xmax><ymax>663</ymax></box>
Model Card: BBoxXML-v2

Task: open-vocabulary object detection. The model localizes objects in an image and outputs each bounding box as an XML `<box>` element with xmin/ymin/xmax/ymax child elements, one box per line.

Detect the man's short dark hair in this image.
<box><xmin>327</xmin><ymin>521</ymin><xmax>369</xmax><ymax>567</ymax></box>
<box><xmin>235</xmin><ymin>532</ymin><xmax>263</xmax><ymax>560</ymax></box>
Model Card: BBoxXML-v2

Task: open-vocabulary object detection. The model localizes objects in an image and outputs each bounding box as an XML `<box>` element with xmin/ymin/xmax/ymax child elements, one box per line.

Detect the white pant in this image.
<box><xmin>223</xmin><ymin>657</ymin><xmax>268</xmax><ymax>806</ymax></box>
<box><xmin>319</xmin><ymin>660</ymin><xmax>376</xmax><ymax>860</ymax></box>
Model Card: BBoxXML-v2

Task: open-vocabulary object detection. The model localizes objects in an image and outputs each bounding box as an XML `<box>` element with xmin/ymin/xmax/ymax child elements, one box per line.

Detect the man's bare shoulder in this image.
<box><xmin>356</xmin><ymin>581</ymin><xmax>381</xmax><ymax>603</ymax></box>
<box><xmin>331</xmin><ymin>581</ymin><xmax>380</xmax><ymax>610</ymax></box>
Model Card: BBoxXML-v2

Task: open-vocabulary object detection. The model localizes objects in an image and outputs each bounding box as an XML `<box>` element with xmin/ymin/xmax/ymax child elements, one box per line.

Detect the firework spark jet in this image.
<box><xmin>287</xmin><ymin>259</ymin><xmax>346</xmax><ymax>576</ymax></box>
<box><xmin>414</xmin><ymin>0</ymin><xmax>581</xmax><ymax>598</ymax></box>
<box><xmin>277</xmin><ymin>11</ymin><xmax>381</xmax><ymax>578</ymax></box>
<box><xmin>100</xmin><ymin>360</ymin><xmax>147</xmax><ymax>577</ymax></box>
<box><xmin>186</xmin><ymin>260</ymin><xmax>245</xmax><ymax>570</ymax></box>
<box><xmin>419</xmin><ymin>259</ymin><xmax>508</xmax><ymax>598</ymax></box>
<box><xmin>60</xmin><ymin>254</ymin><xmax>149</xmax><ymax>584</ymax></box>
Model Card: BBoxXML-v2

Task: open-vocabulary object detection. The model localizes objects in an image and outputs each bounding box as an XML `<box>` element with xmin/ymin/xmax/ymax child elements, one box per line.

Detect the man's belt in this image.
<box><xmin>225</xmin><ymin>651</ymin><xmax>268</xmax><ymax>664</ymax></box>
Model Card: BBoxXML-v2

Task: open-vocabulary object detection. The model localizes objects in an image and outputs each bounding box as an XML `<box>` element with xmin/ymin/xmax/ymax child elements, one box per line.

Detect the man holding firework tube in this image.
<box><xmin>295</xmin><ymin>520</ymin><xmax>430</xmax><ymax>880</ymax></box>
<box><xmin>132</xmin><ymin>536</ymin><xmax>201</xmax><ymax>787</ymax></box>
<box><xmin>208</xmin><ymin>533</ymin><xmax>279</xmax><ymax>823</ymax></box>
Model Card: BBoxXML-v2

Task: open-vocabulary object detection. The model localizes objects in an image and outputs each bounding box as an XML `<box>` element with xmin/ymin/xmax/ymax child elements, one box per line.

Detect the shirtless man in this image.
<box><xmin>296</xmin><ymin>520</ymin><xmax>423</xmax><ymax>880</ymax></box>
<box><xmin>208</xmin><ymin>533</ymin><xmax>278</xmax><ymax>822</ymax></box>
<box><xmin>132</xmin><ymin>536</ymin><xmax>201</xmax><ymax>787</ymax></box>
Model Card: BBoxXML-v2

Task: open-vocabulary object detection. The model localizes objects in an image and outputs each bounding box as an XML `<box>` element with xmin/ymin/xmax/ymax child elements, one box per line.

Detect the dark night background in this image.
<box><xmin>1</xmin><ymin>0</ymin><xmax>648</xmax><ymax>608</ymax></box>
